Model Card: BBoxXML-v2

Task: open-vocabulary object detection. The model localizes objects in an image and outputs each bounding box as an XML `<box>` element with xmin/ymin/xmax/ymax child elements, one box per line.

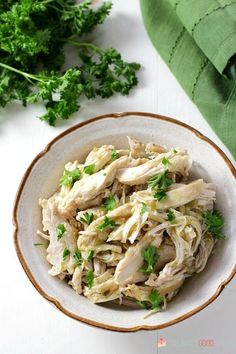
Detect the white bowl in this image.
<box><xmin>13</xmin><ymin>112</ymin><xmax>236</xmax><ymax>332</ymax></box>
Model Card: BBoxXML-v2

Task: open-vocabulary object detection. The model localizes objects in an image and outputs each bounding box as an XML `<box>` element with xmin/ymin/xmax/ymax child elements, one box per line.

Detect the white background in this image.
<box><xmin>0</xmin><ymin>1</ymin><xmax>235</xmax><ymax>353</ymax></box>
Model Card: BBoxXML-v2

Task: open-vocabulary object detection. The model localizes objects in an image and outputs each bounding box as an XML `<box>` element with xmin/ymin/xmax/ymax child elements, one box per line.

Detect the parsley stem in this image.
<box><xmin>0</xmin><ymin>62</ymin><xmax>43</xmax><ymax>83</ymax></box>
<box><xmin>66</xmin><ymin>39</ymin><xmax>103</xmax><ymax>54</ymax></box>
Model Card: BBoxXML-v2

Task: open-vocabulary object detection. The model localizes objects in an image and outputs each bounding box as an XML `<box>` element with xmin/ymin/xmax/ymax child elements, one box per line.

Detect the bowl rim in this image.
<box><xmin>13</xmin><ymin>111</ymin><xmax>236</xmax><ymax>332</ymax></box>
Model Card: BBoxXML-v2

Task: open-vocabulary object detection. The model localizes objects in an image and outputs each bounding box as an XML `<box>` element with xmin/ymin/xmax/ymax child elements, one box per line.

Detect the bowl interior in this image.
<box><xmin>15</xmin><ymin>114</ymin><xmax>236</xmax><ymax>330</ymax></box>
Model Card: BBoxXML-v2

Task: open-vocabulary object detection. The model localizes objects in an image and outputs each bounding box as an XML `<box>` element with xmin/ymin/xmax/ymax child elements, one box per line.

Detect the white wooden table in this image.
<box><xmin>1</xmin><ymin>1</ymin><xmax>235</xmax><ymax>353</ymax></box>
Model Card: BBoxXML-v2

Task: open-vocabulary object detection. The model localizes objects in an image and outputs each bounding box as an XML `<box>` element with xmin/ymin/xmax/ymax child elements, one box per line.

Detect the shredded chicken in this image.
<box><xmin>37</xmin><ymin>137</ymin><xmax>223</xmax><ymax>316</ymax></box>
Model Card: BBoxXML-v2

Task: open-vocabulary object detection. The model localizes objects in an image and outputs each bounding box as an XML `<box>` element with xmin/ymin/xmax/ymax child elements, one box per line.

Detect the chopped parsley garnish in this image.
<box><xmin>97</xmin><ymin>216</ymin><xmax>117</xmax><ymax>231</ymax></box>
<box><xmin>86</xmin><ymin>270</ymin><xmax>94</xmax><ymax>288</ymax></box>
<box><xmin>62</xmin><ymin>248</ymin><xmax>70</xmax><ymax>260</ymax></box>
<box><xmin>57</xmin><ymin>224</ymin><xmax>66</xmax><ymax>241</ymax></box>
<box><xmin>148</xmin><ymin>170</ymin><xmax>173</xmax><ymax>191</ymax></box>
<box><xmin>167</xmin><ymin>209</ymin><xmax>175</xmax><ymax>222</ymax></box>
<box><xmin>154</xmin><ymin>190</ymin><xmax>167</xmax><ymax>201</ymax></box>
<box><xmin>202</xmin><ymin>210</ymin><xmax>225</xmax><ymax>239</ymax></box>
<box><xmin>136</xmin><ymin>301</ymin><xmax>148</xmax><ymax>309</ymax></box>
<box><xmin>162</xmin><ymin>157</ymin><xmax>170</xmax><ymax>166</ymax></box>
<box><xmin>33</xmin><ymin>243</ymin><xmax>47</xmax><ymax>247</ymax></box>
<box><xmin>59</xmin><ymin>168</ymin><xmax>81</xmax><ymax>187</ymax></box>
<box><xmin>87</xmin><ymin>250</ymin><xmax>94</xmax><ymax>262</ymax></box>
<box><xmin>84</xmin><ymin>163</ymin><xmax>96</xmax><ymax>175</ymax></box>
<box><xmin>173</xmin><ymin>148</ymin><xmax>177</xmax><ymax>154</ymax></box>
<box><xmin>80</xmin><ymin>212</ymin><xmax>94</xmax><ymax>225</ymax></box>
<box><xmin>148</xmin><ymin>289</ymin><xmax>163</xmax><ymax>310</ymax></box>
<box><xmin>140</xmin><ymin>246</ymin><xmax>159</xmax><ymax>274</ymax></box>
<box><xmin>103</xmin><ymin>196</ymin><xmax>116</xmax><ymax>212</ymax></box>
<box><xmin>73</xmin><ymin>251</ymin><xmax>83</xmax><ymax>266</ymax></box>
<box><xmin>140</xmin><ymin>202</ymin><xmax>148</xmax><ymax>215</ymax></box>
<box><xmin>111</xmin><ymin>149</ymin><xmax>120</xmax><ymax>160</ymax></box>
<box><xmin>148</xmin><ymin>170</ymin><xmax>173</xmax><ymax>202</ymax></box>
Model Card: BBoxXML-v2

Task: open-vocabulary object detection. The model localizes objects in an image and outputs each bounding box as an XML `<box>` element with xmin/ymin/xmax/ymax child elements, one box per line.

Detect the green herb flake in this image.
<box><xmin>57</xmin><ymin>223</ymin><xmax>66</xmax><ymax>241</ymax></box>
<box><xmin>162</xmin><ymin>157</ymin><xmax>170</xmax><ymax>166</ymax></box>
<box><xmin>80</xmin><ymin>212</ymin><xmax>94</xmax><ymax>225</ymax></box>
<box><xmin>173</xmin><ymin>148</ymin><xmax>177</xmax><ymax>154</ymax></box>
<box><xmin>154</xmin><ymin>190</ymin><xmax>167</xmax><ymax>201</ymax></box>
<box><xmin>202</xmin><ymin>210</ymin><xmax>225</xmax><ymax>239</ymax></box>
<box><xmin>140</xmin><ymin>246</ymin><xmax>159</xmax><ymax>274</ymax></box>
<box><xmin>148</xmin><ymin>289</ymin><xmax>163</xmax><ymax>310</ymax></box>
<box><xmin>87</xmin><ymin>250</ymin><xmax>94</xmax><ymax>262</ymax></box>
<box><xmin>73</xmin><ymin>251</ymin><xmax>83</xmax><ymax>266</ymax></box>
<box><xmin>148</xmin><ymin>170</ymin><xmax>173</xmax><ymax>191</ymax></box>
<box><xmin>97</xmin><ymin>216</ymin><xmax>117</xmax><ymax>232</ymax></box>
<box><xmin>167</xmin><ymin>210</ymin><xmax>175</xmax><ymax>222</ymax></box>
<box><xmin>111</xmin><ymin>149</ymin><xmax>119</xmax><ymax>160</ymax></box>
<box><xmin>33</xmin><ymin>243</ymin><xmax>47</xmax><ymax>247</ymax></box>
<box><xmin>104</xmin><ymin>196</ymin><xmax>116</xmax><ymax>212</ymax></box>
<box><xmin>62</xmin><ymin>248</ymin><xmax>70</xmax><ymax>260</ymax></box>
<box><xmin>136</xmin><ymin>301</ymin><xmax>148</xmax><ymax>309</ymax></box>
<box><xmin>84</xmin><ymin>163</ymin><xmax>96</xmax><ymax>175</ymax></box>
<box><xmin>140</xmin><ymin>202</ymin><xmax>148</xmax><ymax>215</ymax></box>
<box><xmin>59</xmin><ymin>168</ymin><xmax>81</xmax><ymax>187</ymax></box>
<box><xmin>86</xmin><ymin>270</ymin><xmax>94</xmax><ymax>289</ymax></box>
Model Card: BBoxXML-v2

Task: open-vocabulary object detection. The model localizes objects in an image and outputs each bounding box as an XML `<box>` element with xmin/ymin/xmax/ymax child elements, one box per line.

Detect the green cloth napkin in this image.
<box><xmin>140</xmin><ymin>0</ymin><xmax>236</xmax><ymax>159</ymax></box>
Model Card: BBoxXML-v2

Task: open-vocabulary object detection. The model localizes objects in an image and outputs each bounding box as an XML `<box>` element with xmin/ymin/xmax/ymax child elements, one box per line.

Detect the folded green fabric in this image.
<box><xmin>140</xmin><ymin>0</ymin><xmax>236</xmax><ymax>159</ymax></box>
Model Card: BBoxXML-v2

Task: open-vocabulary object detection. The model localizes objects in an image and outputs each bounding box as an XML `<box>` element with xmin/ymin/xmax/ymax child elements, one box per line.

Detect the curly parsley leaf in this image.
<box><xmin>140</xmin><ymin>202</ymin><xmax>148</xmax><ymax>215</ymax></box>
<box><xmin>167</xmin><ymin>209</ymin><xmax>175</xmax><ymax>222</ymax></box>
<box><xmin>62</xmin><ymin>247</ymin><xmax>70</xmax><ymax>260</ymax></box>
<box><xmin>140</xmin><ymin>246</ymin><xmax>159</xmax><ymax>274</ymax></box>
<box><xmin>87</xmin><ymin>250</ymin><xmax>94</xmax><ymax>262</ymax></box>
<box><xmin>57</xmin><ymin>223</ymin><xmax>66</xmax><ymax>240</ymax></box>
<box><xmin>59</xmin><ymin>167</ymin><xmax>81</xmax><ymax>187</ymax></box>
<box><xmin>148</xmin><ymin>289</ymin><xmax>163</xmax><ymax>310</ymax></box>
<box><xmin>202</xmin><ymin>210</ymin><xmax>225</xmax><ymax>240</ymax></box>
<box><xmin>162</xmin><ymin>157</ymin><xmax>170</xmax><ymax>166</ymax></box>
<box><xmin>0</xmin><ymin>1</ymin><xmax>140</xmax><ymax>125</ymax></box>
<box><xmin>84</xmin><ymin>163</ymin><xmax>95</xmax><ymax>175</ymax></box>
<box><xmin>103</xmin><ymin>196</ymin><xmax>116</xmax><ymax>212</ymax></box>
<box><xmin>86</xmin><ymin>270</ymin><xmax>94</xmax><ymax>288</ymax></box>
<box><xmin>111</xmin><ymin>149</ymin><xmax>119</xmax><ymax>160</ymax></box>
<box><xmin>154</xmin><ymin>190</ymin><xmax>167</xmax><ymax>201</ymax></box>
<box><xmin>73</xmin><ymin>250</ymin><xmax>83</xmax><ymax>266</ymax></box>
<box><xmin>80</xmin><ymin>212</ymin><xmax>94</xmax><ymax>225</ymax></box>
<box><xmin>148</xmin><ymin>170</ymin><xmax>173</xmax><ymax>191</ymax></box>
<box><xmin>97</xmin><ymin>216</ymin><xmax>117</xmax><ymax>232</ymax></box>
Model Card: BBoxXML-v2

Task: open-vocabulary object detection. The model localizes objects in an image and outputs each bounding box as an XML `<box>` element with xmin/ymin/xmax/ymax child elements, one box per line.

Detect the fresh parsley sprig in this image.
<box><xmin>97</xmin><ymin>216</ymin><xmax>117</xmax><ymax>232</ymax></box>
<box><xmin>148</xmin><ymin>289</ymin><xmax>163</xmax><ymax>311</ymax></box>
<box><xmin>103</xmin><ymin>196</ymin><xmax>116</xmax><ymax>212</ymax></box>
<box><xmin>148</xmin><ymin>170</ymin><xmax>173</xmax><ymax>202</ymax></box>
<box><xmin>140</xmin><ymin>202</ymin><xmax>148</xmax><ymax>215</ymax></box>
<box><xmin>139</xmin><ymin>246</ymin><xmax>159</xmax><ymax>274</ymax></box>
<box><xmin>57</xmin><ymin>223</ymin><xmax>66</xmax><ymax>240</ymax></box>
<box><xmin>0</xmin><ymin>1</ymin><xmax>140</xmax><ymax>125</ymax></box>
<box><xmin>73</xmin><ymin>251</ymin><xmax>83</xmax><ymax>266</ymax></box>
<box><xmin>111</xmin><ymin>149</ymin><xmax>119</xmax><ymax>160</ymax></box>
<box><xmin>86</xmin><ymin>270</ymin><xmax>94</xmax><ymax>288</ymax></box>
<box><xmin>84</xmin><ymin>163</ymin><xmax>95</xmax><ymax>175</ymax></box>
<box><xmin>80</xmin><ymin>212</ymin><xmax>94</xmax><ymax>225</ymax></box>
<box><xmin>62</xmin><ymin>247</ymin><xmax>70</xmax><ymax>260</ymax></box>
<box><xmin>59</xmin><ymin>167</ymin><xmax>81</xmax><ymax>187</ymax></box>
<box><xmin>202</xmin><ymin>210</ymin><xmax>225</xmax><ymax>240</ymax></box>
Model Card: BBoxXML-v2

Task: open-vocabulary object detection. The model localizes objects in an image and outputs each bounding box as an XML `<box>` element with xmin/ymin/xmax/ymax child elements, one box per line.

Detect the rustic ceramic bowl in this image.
<box><xmin>13</xmin><ymin>112</ymin><xmax>236</xmax><ymax>332</ymax></box>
